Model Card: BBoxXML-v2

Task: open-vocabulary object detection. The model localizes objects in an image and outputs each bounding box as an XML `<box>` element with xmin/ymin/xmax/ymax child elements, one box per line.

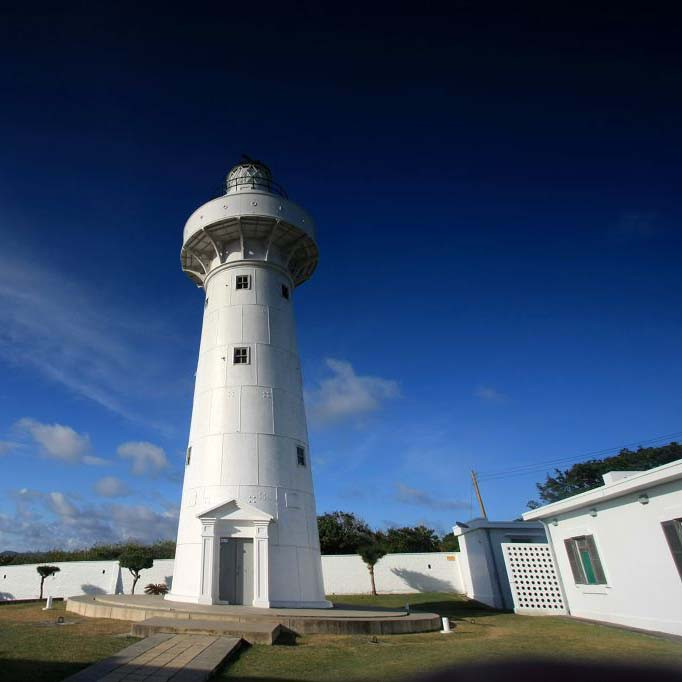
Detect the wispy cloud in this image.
<box><xmin>94</xmin><ymin>476</ymin><xmax>131</xmax><ymax>498</ymax></box>
<box><xmin>0</xmin><ymin>257</ymin><xmax>187</xmax><ymax>432</ymax></box>
<box><xmin>117</xmin><ymin>441</ymin><xmax>169</xmax><ymax>476</ymax></box>
<box><xmin>0</xmin><ymin>488</ymin><xmax>178</xmax><ymax>551</ymax></box>
<box><xmin>474</xmin><ymin>385</ymin><xmax>507</xmax><ymax>402</ymax></box>
<box><xmin>0</xmin><ymin>441</ymin><xmax>16</xmax><ymax>455</ymax></box>
<box><xmin>15</xmin><ymin>418</ymin><xmax>107</xmax><ymax>465</ymax></box>
<box><xmin>610</xmin><ymin>212</ymin><xmax>658</xmax><ymax>241</ymax></box>
<box><xmin>305</xmin><ymin>358</ymin><xmax>399</xmax><ymax>425</ymax></box>
<box><xmin>395</xmin><ymin>483</ymin><xmax>469</xmax><ymax>511</ymax></box>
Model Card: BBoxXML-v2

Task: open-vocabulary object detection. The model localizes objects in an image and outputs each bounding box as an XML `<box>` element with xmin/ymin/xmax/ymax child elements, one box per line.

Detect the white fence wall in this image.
<box><xmin>0</xmin><ymin>553</ymin><xmax>462</xmax><ymax>601</ymax></box>
<box><xmin>0</xmin><ymin>561</ymin><xmax>119</xmax><ymax>600</ymax></box>
<box><xmin>322</xmin><ymin>552</ymin><xmax>462</xmax><ymax>595</ymax></box>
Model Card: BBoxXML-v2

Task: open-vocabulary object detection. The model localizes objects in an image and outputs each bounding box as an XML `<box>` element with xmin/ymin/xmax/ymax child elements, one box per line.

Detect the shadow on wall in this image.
<box><xmin>391</xmin><ymin>568</ymin><xmax>456</xmax><ymax>593</ymax></box>
<box><xmin>81</xmin><ymin>584</ymin><xmax>106</xmax><ymax>595</ymax></box>
<box><xmin>165</xmin><ymin>577</ymin><xmax>173</xmax><ymax>590</ymax></box>
<box><xmin>0</xmin><ymin>592</ymin><xmax>16</xmax><ymax>600</ymax></box>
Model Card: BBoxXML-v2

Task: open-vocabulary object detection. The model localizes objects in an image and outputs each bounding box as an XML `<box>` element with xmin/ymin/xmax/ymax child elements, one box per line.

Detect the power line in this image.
<box><xmin>476</xmin><ymin>429</ymin><xmax>682</xmax><ymax>483</ymax></box>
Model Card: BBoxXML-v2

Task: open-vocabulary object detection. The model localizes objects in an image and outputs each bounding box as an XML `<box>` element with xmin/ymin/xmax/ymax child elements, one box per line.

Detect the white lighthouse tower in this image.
<box><xmin>167</xmin><ymin>158</ymin><xmax>330</xmax><ymax>608</ymax></box>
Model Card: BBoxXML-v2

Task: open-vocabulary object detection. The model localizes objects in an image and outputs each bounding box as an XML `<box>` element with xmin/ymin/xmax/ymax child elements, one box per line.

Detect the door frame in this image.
<box><xmin>196</xmin><ymin>499</ymin><xmax>272</xmax><ymax>608</ymax></box>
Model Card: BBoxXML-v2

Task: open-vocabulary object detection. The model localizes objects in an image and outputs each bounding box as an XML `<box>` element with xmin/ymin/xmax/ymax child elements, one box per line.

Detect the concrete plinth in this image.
<box><xmin>67</xmin><ymin>594</ymin><xmax>441</xmax><ymax>635</ymax></box>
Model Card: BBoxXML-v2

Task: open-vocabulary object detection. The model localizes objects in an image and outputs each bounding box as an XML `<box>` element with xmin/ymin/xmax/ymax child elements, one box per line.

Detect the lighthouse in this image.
<box><xmin>167</xmin><ymin>158</ymin><xmax>330</xmax><ymax>608</ymax></box>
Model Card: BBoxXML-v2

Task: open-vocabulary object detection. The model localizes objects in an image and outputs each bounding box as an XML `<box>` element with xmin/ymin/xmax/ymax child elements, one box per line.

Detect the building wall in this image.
<box><xmin>454</xmin><ymin>521</ymin><xmax>547</xmax><ymax>609</ymax></box>
<box><xmin>0</xmin><ymin>561</ymin><xmax>119</xmax><ymax>600</ymax></box>
<box><xmin>543</xmin><ymin>478</ymin><xmax>682</xmax><ymax>636</ymax></box>
<box><xmin>0</xmin><ymin>554</ymin><xmax>462</xmax><ymax>600</ymax></box>
<box><xmin>322</xmin><ymin>552</ymin><xmax>463</xmax><ymax>595</ymax></box>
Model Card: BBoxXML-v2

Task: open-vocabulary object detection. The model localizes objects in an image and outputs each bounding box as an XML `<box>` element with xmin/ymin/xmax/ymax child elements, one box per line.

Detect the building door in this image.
<box><xmin>219</xmin><ymin>538</ymin><xmax>254</xmax><ymax>605</ymax></box>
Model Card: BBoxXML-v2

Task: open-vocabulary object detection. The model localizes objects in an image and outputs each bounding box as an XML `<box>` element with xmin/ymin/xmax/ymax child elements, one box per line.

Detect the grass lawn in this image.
<box><xmin>223</xmin><ymin>593</ymin><xmax>682</xmax><ymax>681</ymax></box>
<box><xmin>0</xmin><ymin>600</ymin><xmax>137</xmax><ymax>681</ymax></box>
<box><xmin>0</xmin><ymin>594</ymin><xmax>680</xmax><ymax>682</ymax></box>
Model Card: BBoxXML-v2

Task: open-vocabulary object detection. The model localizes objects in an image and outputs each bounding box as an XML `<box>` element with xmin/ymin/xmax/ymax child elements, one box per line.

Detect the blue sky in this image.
<box><xmin>1</xmin><ymin>6</ymin><xmax>681</xmax><ymax>550</ymax></box>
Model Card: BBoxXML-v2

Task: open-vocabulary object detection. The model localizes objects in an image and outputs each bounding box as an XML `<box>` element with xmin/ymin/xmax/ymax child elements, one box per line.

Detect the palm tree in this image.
<box><xmin>36</xmin><ymin>565</ymin><xmax>60</xmax><ymax>599</ymax></box>
<box><xmin>358</xmin><ymin>545</ymin><xmax>386</xmax><ymax>596</ymax></box>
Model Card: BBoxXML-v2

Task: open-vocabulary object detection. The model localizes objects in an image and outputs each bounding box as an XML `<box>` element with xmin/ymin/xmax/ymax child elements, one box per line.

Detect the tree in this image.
<box><xmin>530</xmin><ymin>442</ymin><xmax>682</xmax><ymax>507</ymax></box>
<box><xmin>317</xmin><ymin>511</ymin><xmax>373</xmax><ymax>554</ymax></box>
<box><xmin>439</xmin><ymin>532</ymin><xmax>459</xmax><ymax>552</ymax></box>
<box><xmin>376</xmin><ymin>525</ymin><xmax>440</xmax><ymax>553</ymax></box>
<box><xmin>36</xmin><ymin>565</ymin><xmax>60</xmax><ymax>599</ymax></box>
<box><xmin>358</xmin><ymin>544</ymin><xmax>387</xmax><ymax>596</ymax></box>
<box><xmin>119</xmin><ymin>548</ymin><xmax>154</xmax><ymax>594</ymax></box>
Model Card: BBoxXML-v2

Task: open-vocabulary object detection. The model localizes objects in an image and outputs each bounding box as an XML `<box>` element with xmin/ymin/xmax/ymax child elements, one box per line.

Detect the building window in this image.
<box><xmin>281</xmin><ymin>284</ymin><xmax>290</xmax><ymax>300</ymax></box>
<box><xmin>233</xmin><ymin>346</ymin><xmax>250</xmax><ymax>364</ymax></box>
<box><xmin>564</xmin><ymin>535</ymin><xmax>607</xmax><ymax>585</ymax></box>
<box><xmin>296</xmin><ymin>446</ymin><xmax>306</xmax><ymax>466</ymax></box>
<box><xmin>662</xmin><ymin>518</ymin><xmax>682</xmax><ymax>579</ymax></box>
<box><xmin>185</xmin><ymin>446</ymin><xmax>191</xmax><ymax>466</ymax></box>
<box><xmin>236</xmin><ymin>275</ymin><xmax>251</xmax><ymax>290</ymax></box>
<box><xmin>204</xmin><ymin>297</ymin><xmax>209</xmax><ymax>308</ymax></box>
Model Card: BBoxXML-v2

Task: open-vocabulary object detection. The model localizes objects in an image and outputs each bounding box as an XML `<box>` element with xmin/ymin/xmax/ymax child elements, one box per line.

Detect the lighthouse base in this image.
<box><xmin>66</xmin><ymin>594</ymin><xmax>441</xmax><ymax>635</ymax></box>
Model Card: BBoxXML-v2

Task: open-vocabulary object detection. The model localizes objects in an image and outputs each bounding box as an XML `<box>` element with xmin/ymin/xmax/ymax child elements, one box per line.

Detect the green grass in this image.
<box><xmin>1</xmin><ymin>594</ymin><xmax>680</xmax><ymax>682</ymax></box>
<box><xmin>222</xmin><ymin>593</ymin><xmax>682</xmax><ymax>681</ymax></box>
<box><xmin>0</xmin><ymin>601</ymin><xmax>137</xmax><ymax>681</ymax></box>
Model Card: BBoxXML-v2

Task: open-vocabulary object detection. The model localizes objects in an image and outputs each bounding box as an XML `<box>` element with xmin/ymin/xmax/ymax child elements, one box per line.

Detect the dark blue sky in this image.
<box><xmin>1</xmin><ymin>5</ymin><xmax>681</xmax><ymax>549</ymax></box>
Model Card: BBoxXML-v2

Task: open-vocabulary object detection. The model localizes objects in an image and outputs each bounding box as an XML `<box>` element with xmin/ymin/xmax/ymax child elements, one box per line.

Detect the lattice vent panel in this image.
<box><xmin>501</xmin><ymin>543</ymin><xmax>567</xmax><ymax>614</ymax></box>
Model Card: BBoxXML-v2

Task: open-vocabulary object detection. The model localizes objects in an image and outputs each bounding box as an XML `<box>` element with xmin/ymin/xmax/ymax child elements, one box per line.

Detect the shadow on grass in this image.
<box><xmin>410</xmin><ymin>598</ymin><xmax>507</xmax><ymax>621</ymax></box>
<box><xmin>0</xmin><ymin>658</ymin><xmax>88</xmax><ymax>682</ymax></box>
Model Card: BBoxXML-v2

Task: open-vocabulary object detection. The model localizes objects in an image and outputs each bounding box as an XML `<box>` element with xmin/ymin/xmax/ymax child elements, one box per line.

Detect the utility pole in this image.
<box><xmin>471</xmin><ymin>470</ymin><xmax>488</xmax><ymax>519</ymax></box>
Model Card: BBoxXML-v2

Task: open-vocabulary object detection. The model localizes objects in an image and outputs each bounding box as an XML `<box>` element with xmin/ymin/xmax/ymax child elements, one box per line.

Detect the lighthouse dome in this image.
<box><xmin>226</xmin><ymin>157</ymin><xmax>275</xmax><ymax>194</ymax></box>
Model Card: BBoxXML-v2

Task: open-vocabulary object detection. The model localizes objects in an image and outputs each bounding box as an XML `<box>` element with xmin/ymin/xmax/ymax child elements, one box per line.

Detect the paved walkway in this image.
<box><xmin>65</xmin><ymin>633</ymin><xmax>240</xmax><ymax>682</ymax></box>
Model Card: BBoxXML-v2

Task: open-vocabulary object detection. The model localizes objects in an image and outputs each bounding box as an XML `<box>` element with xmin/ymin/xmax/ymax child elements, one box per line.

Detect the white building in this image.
<box><xmin>167</xmin><ymin>159</ymin><xmax>330</xmax><ymax>608</ymax></box>
<box><xmin>524</xmin><ymin>459</ymin><xmax>682</xmax><ymax>636</ymax></box>
<box><xmin>453</xmin><ymin>519</ymin><xmax>547</xmax><ymax>609</ymax></box>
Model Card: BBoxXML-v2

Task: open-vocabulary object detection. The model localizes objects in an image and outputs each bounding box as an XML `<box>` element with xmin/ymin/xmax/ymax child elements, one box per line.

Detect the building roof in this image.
<box><xmin>523</xmin><ymin>457</ymin><xmax>682</xmax><ymax>521</ymax></box>
<box><xmin>453</xmin><ymin>518</ymin><xmax>544</xmax><ymax>536</ymax></box>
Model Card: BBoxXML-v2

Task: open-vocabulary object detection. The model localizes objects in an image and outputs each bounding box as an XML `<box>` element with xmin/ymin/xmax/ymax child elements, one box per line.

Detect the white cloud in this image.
<box><xmin>395</xmin><ymin>483</ymin><xmax>469</xmax><ymax>511</ymax></box>
<box><xmin>305</xmin><ymin>358</ymin><xmax>399</xmax><ymax>425</ymax></box>
<box><xmin>16</xmin><ymin>418</ymin><xmax>93</xmax><ymax>463</ymax></box>
<box><xmin>0</xmin><ymin>488</ymin><xmax>178</xmax><ymax>551</ymax></box>
<box><xmin>0</xmin><ymin>256</ymin><xmax>185</xmax><ymax>432</ymax></box>
<box><xmin>117</xmin><ymin>441</ymin><xmax>169</xmax><ymax>476</ymax></box>
<box><xmin>94</xmin><ymin>476</ymin><xmax>130</xmax><ymax>498</ymax></box>
<box><xmin>474</xmin><ymin>385</ymin><xmax>507</xmax><ymax>402</ymax></box>
<box><xmin>0</xmin><ymin>441</ymin><xmax>16</xmax><ymax>455</ymax></box>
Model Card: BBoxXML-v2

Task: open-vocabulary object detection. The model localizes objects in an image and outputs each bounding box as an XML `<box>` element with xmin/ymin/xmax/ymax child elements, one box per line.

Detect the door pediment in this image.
<box><xmin>196</xmin><ymin>498</ymin><xmax>273</xmax><ymax>523</ymax></box>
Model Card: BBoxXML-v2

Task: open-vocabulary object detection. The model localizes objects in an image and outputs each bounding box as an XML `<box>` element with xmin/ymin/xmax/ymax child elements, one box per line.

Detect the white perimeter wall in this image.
<box><xmin>0</xmin><ymin>554</ymin><xmax>462</xmax><ymax>600</ymax></box>
<box><xmin>322</xmin><ymin>552</ymin><xmax>462</xmax><ymax>595</ymax></box>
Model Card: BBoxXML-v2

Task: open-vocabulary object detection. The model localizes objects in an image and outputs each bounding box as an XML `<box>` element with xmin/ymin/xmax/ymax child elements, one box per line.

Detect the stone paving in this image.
<box><xmin>65</xmin><ymin>633</ymin><xmax>240</xmax><ymax>682</ymax></box>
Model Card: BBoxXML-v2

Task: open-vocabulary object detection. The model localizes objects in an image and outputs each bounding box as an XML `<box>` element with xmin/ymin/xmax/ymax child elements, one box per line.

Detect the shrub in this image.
<box><xmin>144</xmin><ymin>583</ymin><xmax>169</xmax><ymax>595</ymax></box>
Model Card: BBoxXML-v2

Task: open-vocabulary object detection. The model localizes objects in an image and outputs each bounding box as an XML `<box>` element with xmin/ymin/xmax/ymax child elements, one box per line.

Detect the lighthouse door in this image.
<box><xmin>218</xmin><ymin>538</ymin><xmax>254</xmax><ymax>605</ymax></box>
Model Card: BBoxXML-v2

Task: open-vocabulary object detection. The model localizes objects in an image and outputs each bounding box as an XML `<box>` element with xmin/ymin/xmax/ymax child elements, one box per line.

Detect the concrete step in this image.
<box><xmin>132</xmin><ymin>617</ymin><xmax>282</xmax><ymax>645</ymax></box>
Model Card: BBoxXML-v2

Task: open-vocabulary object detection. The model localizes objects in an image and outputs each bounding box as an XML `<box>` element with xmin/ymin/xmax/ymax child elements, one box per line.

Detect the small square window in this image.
<box><xmin>296</xmin><ymin>446</ymin><xmax>306</xmax><ymax>466</ymax></box>
<box><xmin>236</xmin><ymin>275</ymin><xmax>251</xmax><ymax>290</ymax></box>
<box><xmin>204</xmin><ymin>298</ymin><xmax>209</xmax><ymax>308</ymax></box>
<box><xmin>233</xmin><ymin>347</ymin><xmax>250</xmax><ymax>364</ymax></box>
<box><xmin>281</xmin><ymin>284</ymin><xmax>290</xmax><ymax>300</ymax></box>
<box><xmin>186</xmin><ymin>446</ymin><xmax>192</xmax><ymax>466</ymax></box>
<box><xmin>564</xmin><ymin>535</ymin><xmax>607</xmax><ymax>585</ymax></box>
<box><xmin>662</xmin><ymin>518</ymin><xmax>682</xmax><ymax>580</ymax></box>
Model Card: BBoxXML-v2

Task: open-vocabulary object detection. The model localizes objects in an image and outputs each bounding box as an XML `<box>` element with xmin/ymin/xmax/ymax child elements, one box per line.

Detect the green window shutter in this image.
<box><xmin>661</xmin><ymin>520</ymin><xmax>682</xmax><ymax>580</ymax></box>
<box><xmin>564</xmin><ymin>539</ymin><xmax>586</xmax><ymax>583</ymax></box>
<box><xmin>584</xmin><ymin>535</ymin><xmax>607</xmax><ymax>585</ymax></box>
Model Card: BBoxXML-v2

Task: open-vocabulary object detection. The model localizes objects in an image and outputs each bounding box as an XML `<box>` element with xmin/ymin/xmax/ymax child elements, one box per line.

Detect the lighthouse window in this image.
<box><xmin>296</xmin><ymin>446</ymin><xmax>306</xmax><ymax>466</ymax></box>
<box><xmin>281</xmin><ymin>284</ymin><xmax>290</xmax><ymax>300</ymax></box>
<box><xmin>185</xmin><ymin>446</ymin><xmax>191</xmax><ymax>466</ymax></box>
<box><xmin>233</xmin><ymin>347</ymin><xmax>250</xmax><ymax>364</ymax></box>
<box><xmin>236</xmin><ymin>275</ymin><xmax>251</xmax><ymax>290</ymax></box>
